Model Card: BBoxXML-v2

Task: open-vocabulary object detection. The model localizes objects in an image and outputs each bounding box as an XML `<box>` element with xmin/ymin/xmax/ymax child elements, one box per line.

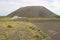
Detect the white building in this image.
<box><xmin>11</xmin><ymin>16</ymin><xmax>27</xmax><ymax>19</ymax></box>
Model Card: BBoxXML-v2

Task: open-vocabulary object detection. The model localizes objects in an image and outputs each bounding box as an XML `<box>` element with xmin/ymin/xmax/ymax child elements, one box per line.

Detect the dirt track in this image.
<box><xmin>31</xmin><ymin>20</ymin><xmax>60</xmax><ymax>40</ymax></box>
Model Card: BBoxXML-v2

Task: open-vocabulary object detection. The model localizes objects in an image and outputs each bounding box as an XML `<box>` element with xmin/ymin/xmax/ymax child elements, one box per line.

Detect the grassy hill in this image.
<box><xmin>7</xmin><ymin>6</ymin><xmax>58</xmax><ymax>18</ymax></box>
<box><xmin>0</xmin><ymin>21</ymin><xmax>48</xmax><ymax>40</ymax></box>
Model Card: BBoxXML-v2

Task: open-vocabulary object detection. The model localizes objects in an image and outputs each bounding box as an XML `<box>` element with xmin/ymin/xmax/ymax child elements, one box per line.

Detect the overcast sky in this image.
<box><xmin>0</xmin><ymin>0</ymin><xmax>60</xmax><ymax>16</ymax></box>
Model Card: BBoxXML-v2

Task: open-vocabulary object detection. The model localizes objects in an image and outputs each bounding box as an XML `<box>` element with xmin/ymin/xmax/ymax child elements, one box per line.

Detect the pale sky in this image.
<box><xmin>0</xmin><ymin>0</ymin><xmax>60</xmax><ymax>16</ymax></box>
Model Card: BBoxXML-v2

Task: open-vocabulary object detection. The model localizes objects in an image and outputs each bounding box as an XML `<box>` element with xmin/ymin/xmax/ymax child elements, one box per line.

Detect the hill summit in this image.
<box><xmin>7</xmin><ymin>6</ymin><xmax>58</xmax><ymax>18</ymax></box>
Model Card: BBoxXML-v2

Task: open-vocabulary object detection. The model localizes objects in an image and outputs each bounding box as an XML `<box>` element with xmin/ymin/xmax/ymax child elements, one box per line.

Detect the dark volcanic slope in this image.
<box><xmin>7</xmin><ymin>6</ymin><xmax>58</xmax><ymax>18</ymax></box>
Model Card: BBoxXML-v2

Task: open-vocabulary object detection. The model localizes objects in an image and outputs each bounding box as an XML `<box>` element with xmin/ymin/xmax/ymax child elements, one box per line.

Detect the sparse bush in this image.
<box><xmin>29</xmin><ymin>27</ymin><xmax>35</xmax><ymax>30</ymax></box>
<box><xmin>7</xmin><ymin>25</ymin><xmax>12</xmax><ymax>28</ymax></box>
<box><xmin>34</xmin><ymin>34</ymin><xmax>42</xmax><ymax>40</ymax></box>
<box><xmin>38</xmin><ymin>29</ymin><xmax>40</xmax><ymax>31</ymax></box>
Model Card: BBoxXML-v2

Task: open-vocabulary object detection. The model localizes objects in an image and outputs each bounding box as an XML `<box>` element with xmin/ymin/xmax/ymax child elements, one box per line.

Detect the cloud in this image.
<box><xmin>0</xmin><ymin>0</ymin><xmax>49</xmax><ymax>9</ymax></box>
<box><xmin>0</xmin><ymin>0</ymin><xmax>60</xmax><ymax>16</ymax></box>
<box><xmin>0</xmin><ymin>1</ymin><xmax>21</xmax><ymax>16</ymax></box>
<box><xmin>46</xmin><ymin>0</ymin><xmax>60</xmax><ymax>15</ymax></box>
<box><xmin>51</xmin><ymin>0</ymin><xmax>60</xmax><ymax>7</ymax></box>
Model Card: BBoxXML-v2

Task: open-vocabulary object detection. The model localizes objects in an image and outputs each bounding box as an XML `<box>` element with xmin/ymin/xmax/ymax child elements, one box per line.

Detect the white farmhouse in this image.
<box><xmin>11</xmin><ymin>16</ymin><xmax>27</xmax><ymax>19</ymax></box>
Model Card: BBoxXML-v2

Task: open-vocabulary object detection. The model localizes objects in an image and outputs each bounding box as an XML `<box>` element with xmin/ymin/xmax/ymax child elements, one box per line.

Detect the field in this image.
<box><xmin>0</xmin><ymin>18</ymin><xmax>60</xmax><ymax>40</ymax></box>
<box><xmin>32</xmin><ymin>20</ymin><xmax>60</xmax><ymax>40</ymax></box>
<box><xmin>0</xmin><ymin>18</ymin><xmax>60</xmax><ymax>21</ymax></box>
<box><xmin>0</xmin><ymin>21</ymin><xmax>47</xmax><ymax>40</ymax></box>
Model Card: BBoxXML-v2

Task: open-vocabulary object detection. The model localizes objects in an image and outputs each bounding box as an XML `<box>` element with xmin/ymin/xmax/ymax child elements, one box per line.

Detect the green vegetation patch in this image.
<box><xmin>27</xmin><ymin>18</ymin><xmax>60</xmax><ymax>21</ymax></box>
<box><xmin>0</xmin><ymin>32</ymin><xmax>9</xmax><ymax>40</ymax></box>
<box><xmin>7</xmin><ymin>25</ymin><xmax>12</xmax><ymax>28</ymax></box>
<box><xmin>0</xmin><ymin>21</ymin><xmax>48</xmax><ymax>40</ymax></box>
<box><xmin>0</xmin><ymin>17</ymin><xmax>12</xmax><ymax>21</ymax></box>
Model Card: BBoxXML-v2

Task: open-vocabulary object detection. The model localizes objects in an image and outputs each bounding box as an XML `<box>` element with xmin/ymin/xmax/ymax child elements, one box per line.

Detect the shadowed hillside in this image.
<box><xmin>7</xmin><ymin>6</ymin><xmax>58</xmax><ymax>18</ymax></box>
